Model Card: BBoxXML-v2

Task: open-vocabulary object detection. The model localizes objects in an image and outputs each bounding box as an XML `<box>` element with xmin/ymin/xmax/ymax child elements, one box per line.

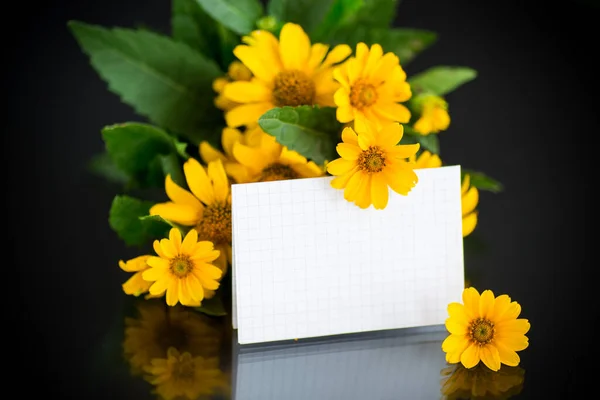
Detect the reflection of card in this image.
<box><xmin>232</xmin><ymin>327</ymin><xmax>447</xmax><ymax>400</ymax></box>
<box><xmin>231</xmin><ymin>165</ymin><xmax>464</xmax><ymax>345</ymax></box>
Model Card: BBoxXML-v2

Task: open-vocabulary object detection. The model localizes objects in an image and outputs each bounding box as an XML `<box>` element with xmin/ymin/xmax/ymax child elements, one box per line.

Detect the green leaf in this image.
<box><xmin>157</xmin><ymin>152</ymin><xmax>186</xmax><ymax>188</ymax></box>
<box><xmin>268</xmin><ymin>0</ymin><xmax>336</xmax><ymax>34</ymax></box>
<box><xmin>194</xmin><ymin>295</ymin><xmax>227</xmax><ymax>316</ymax></box>
<box><xmin>102</xmin><ymin>122</ymin><xmax>181</xmax><ymax>188</ymax></box>
<box><xmin>171</xmin><ymin>0</ymin><xmax>219</xmax><ymax>59</ymax></box>
<box><xmin>311</xmin><ymin>0</ymin><xmax>368</xmax><ymax>41</ymax></box>
<box><xmin>327</xmin><ymin>27</ymin><xmax>436</xmax><ymax>66</ymax></box>
<box><xmin>216</xmin><ymin>22</ymin><xmax>240</xmax><ymax>69</ymax></box>
<box><xmin>408</xmin><ymin>66</ymin><xmax>477</xmax><ymax>96</ymax></box>
<box><xmin>195</xmin><ymin>0</ymin><xmax>263</xmax><ymax>35</ymax></box>
<box><xmin>402</xmin><ymin>125</ymin><xmax>440</xmax><ymax>154</ymax></box>
<box><xmin>352</xmin><ymin>0</ymin><xmax>400</xmax><ymax>27</ymax></box>
<box><xmin>68</xmin><ymin>21</ymin><xmax>223</xmax><ymax>144</ymax></box>
<box><xmin>109</xmin><ymin>195</ymin><xmax>171</xmax><ymax>246</ymax></box>
<box><xmin>87</xmin><ymin>152</ymin><xmax>130</xmax><ymax>185</ymax></box>
<box><xmin>258</xmin><ymin>106</ymin><xmax>341</xmax><ymax>165</ymax></box>
<box><xmin>461</xmin><ymin>170</ymin><xmax>504</xmax><ymax>193</ymax></box>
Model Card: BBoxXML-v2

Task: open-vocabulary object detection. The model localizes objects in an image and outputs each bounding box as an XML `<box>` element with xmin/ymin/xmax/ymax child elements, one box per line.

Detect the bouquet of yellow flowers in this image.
<box><xmin>69</xmin><ymin>0</ymin><xmax>502</xmax><ymax>315</ymax></box>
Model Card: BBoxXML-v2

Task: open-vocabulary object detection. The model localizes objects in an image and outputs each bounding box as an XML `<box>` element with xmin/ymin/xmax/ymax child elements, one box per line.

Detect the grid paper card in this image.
<box><xmin>231</xmin><ymin>165</ymin><xmax>464</xmax><ymax>344</ymax></box>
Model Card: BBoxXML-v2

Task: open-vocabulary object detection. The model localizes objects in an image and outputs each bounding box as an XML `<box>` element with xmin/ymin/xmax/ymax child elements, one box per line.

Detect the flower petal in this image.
<box><xmin>165</xmin><ymin>175</ymin><xmax>202</xmax><ymax>209</ymax></box>
<box><xmin>479</xmin><ymin>289</ymin><xmax>495</xmax><ymax>319</ymax></box>
<box><xmin>462</xmin><ymin>212</ymin><xmax>478</xmax><ymax>237</ymax></box>
<box><xmin>462</xmin><ymin>287</ymin><xmax>481</xmax><ymax>320</ymax></box>
<box><xmin>148</xmin><ymin>278</ymin><xmax>169</xmax><ymax>296</ymax></box>
<box><xmin>142</xmin><ymin>265</ymin><xmax>168</xmax><ymax>282</ymax></box>
<box><xmin>446</xmin><ymin>316</ymin><xmax>468</xmax><ymax>335</ymax></box>
<box><xmin>494</xmin><ymin>334</ymin><xmax>529</xmax><ymax>351</ymax></box>
<box><xmin>370</xmin><ymin>173</ymin><xmax>389</xmax><ymax>210</ymax></box>
<box><xmin>166</xmin><ymin>279</ymin><xmax>180</xmax><ymax>306</ymax></box>
<box><xmin>343</xmin><ymin>170</ymin><xmax>364</xmax><ymax>202</ymax></box>
<box><xmin>354</xmin><ymin>173</ymin><xmax>372</xmax><ymax>209</ymax></box>
<box><xmin>495</xmin><ymin>341</ymin><xmax>521</xmax><ymax>367</ymax></box>
<box><xmin>321</xmin><ymin>44</ymin><xmax>352</xmax><ymax>68</ymax></box>
<box><xmin>496</xmin><ymin>319</ymin><xmax>531</xmax><ymax>335</ymax></box>
<box><xmin>184</xmin><ymin>157</ymin><xmax>215</xmax><ymax>206</ymax></box>
<box><xmin>222</xmin><ymin>127</ymin><xmax>243</xmax><ymax>157</ymax></box>
<box><xmin>122</xmin><ymin>271</ymin><xmax>152</xmax><ymax>296</ymax></box>
<box><xmin>207</xmin><ymin>159</ymin><xmax>230</xmax><ymax>203</ymax></box>
<box><xmin>223</xmin><ymin>81</ymin><xmax>271</xmax><ymax>103</ymax></box>
<box><xmin>186</xmin><ymin>273</ymin><xmax>204</xmax><ymax>303</ymax></box>
<box><xmin>150</xmin><ymin>202</ymin><xmax>202</xmax><ymax>227</ymax></box>
<box><xmin>226</xmin><ymin>102</ymin><xmax>273</xmax><ymax>128</ymax></box>
<box><xmin>460</xmin><ymin>343</ymin><xmax>481</xmax><ymax>369</ymax></box>
<box><xmin>372</xmin><ymin>101</ymin><xmax>411</xmax><ymax>124</ymax></box>
<box><xmin>233</xmin><ymin>45</ymin><xmax>275</xmax><ymax>82</ymax></box>
<box><xmin>336</xmin><ymin>104</ymin><xmax>355</xmax><ymax>123</ymax></box>
<box><xmin>376</xmin><ymin>123</ymin><xmax>403</xmax><ymax>148</ymax></box>
<box><xmin>180</xmin><ymin>229</ymin><xmax>198</xmax><ymax>254</ymax></box>
<box><xmin>199</xmin><ymin>141</ymin><xmax>227</xmax><ymax>164</ymax></box>
<box><xmin>336</xmin><ymin>143</ymin><xmax>361</xmax><ymax>160</ymax></box>
<box><xmin>480</xmin><ymin>345</ymin><xmax>501</xmax><ymax>371</ymax></box>
<box><xmin>462</xmin><ymin>186</ymin><xmax>479</xmax><ymax>216</ymax></box>
<box><xmin>330</xmin><ymin>166</ymin><xmax>359</xmax><ymax>189</ymax></box>
<box><xmin>169</xmin><ymin>228</ymin><xmax>183</xmax><ymax>252</ymax></box>
<box><xmin>279</xmin><ymin>23</ymin><xmax>311</xmax><ymax>70</ymax></box>
<box><xmin>178</xmin><ymin>280</ymin><xmax>192</xmax><ymax>306</ymax></box>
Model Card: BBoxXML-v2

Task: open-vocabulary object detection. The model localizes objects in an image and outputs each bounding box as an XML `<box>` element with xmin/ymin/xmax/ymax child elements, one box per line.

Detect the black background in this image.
<box><xmin>8</xmin><ymin>0</ymin><xmax>598</xmax><ymax>398</ymax></box>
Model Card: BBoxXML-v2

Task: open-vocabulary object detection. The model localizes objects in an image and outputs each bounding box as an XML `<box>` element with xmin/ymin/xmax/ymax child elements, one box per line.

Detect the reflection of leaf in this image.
<box><xmin>195</xmin><ymin>295</ymin><xmax>227</xmax><ymax>316</ymax></box>
<box><xmin>463</xmin><ymin>233</ymin><xmax>488</xmax><ymax>256</ymax></box>
<box><xmin>462</xmin><ymin>169</ymin><xmax>504</xmax><ymax>193</ymax></box>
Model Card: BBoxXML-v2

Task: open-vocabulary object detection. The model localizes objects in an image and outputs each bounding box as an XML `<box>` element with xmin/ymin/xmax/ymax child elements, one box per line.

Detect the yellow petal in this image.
<box><xmin>321</xmin><ymin>44</ymin><xmax>352</xmax><ymax>68</ymax></box>
<box><xmin>233</xmin><ymin>45</ymin><xmax>275</xmax><ymax>82</ymax></box>
<box><xmin>180</xmin><ymin>228</ymin><xmax>198</xmax><ymax>254</ymax></box>
<box><xmin>186</xmin><ymin>273</ymin><xmax>204</xmax><ymax>303</ymax></box>
<box><xmin>363</xmin><ymin>43</ymin><xmax>383</xmax><ymax>77</ymax></box>
<box><xmin>448</xmin><ymin>302</ymin><xmax>471</xmax><ymax>325</ymax></box>
<box><xmin>194</xmin><ymin>269</ymin><xmax>221</xmax><ymax>291</ymax></box>
<box><xmin>184</xmin><ymin>157</ymin><xmax>215</xmax><ymax>206</ymax></box>
<box><xmin>462</xmin><ymin>186</ymin><xmax>479</xmax><ymax>216</ymax></box>
<box><xmin>496</xmin><ymin>301</ymin><xmax>522</xmax><ymax>322</ymax></box>
<box><xmin>496</xmin><ymin>319</ymin><xmax>531</xmax><ymax>335</ymax></box>
<box><xmin>461</xmin><ymin>175</ymin><xmax>471</xmax><ymax>195</ymax></box>
<box><xmin>169</xmin><ymin>228</ymin><xmax>182</xmax><ymax>252</ymax></box>
<box><xmin>333</xmin><ymin>66</ymin><xmax>350</xmax><ymax>91</ymax></box>
<box><xmin>330</xmin><ymin>166</ymin><xmax>359</xmax><ymax>189</ymax></box>
<box><xmin>207</xmin><ymin>159</ymin><xmax>229</xmax><ymax>202</ymax></box>
<box><xmin>223</xmin><ymin>81</ymin><xmax>271</xmax><ymax>103</ymax></box>
<box><xmin>222</xmin><ymin>127</ymin><xmax>243</xmax><ymax>157</ymax></box>
<box><xmin>347</xmin><ymin>56</ymin><xmax>364</xmax><ymax>84</ymax></box>
<box><xmin>336</xmin><ymin>143</ymin><xmax>361</xmax><ymax>160</ymax></box>
<box><xmin>372</xmin><ymin>101</ymin><xmax>411</xmax><ymax>124</ymax></box>
<box><xmin>279</xmin><ymin>23</ymin><xmax>311</xmax><ymax>70</ymax></box>
<box><xmin>462</xmin><ymin>212</ymin><xmax>478</xmax><ymax>237</ymax></box>
<box><xmin>494</xmin><ymin>334</ymin><xmax>529</xmax><ymax>351</ymax></box>
<box><xmin>279</xmin><ymin>147</ymin><xmax>308</xmax><ymax>165</ymax></box>
<box><xmin>462</xmin><ymin>287</ymin><xmax>481</xmax><ymax>320</ymax></box>
<box><xmin>479</xmin><ymin>289</ymin><xmax>495</xmax><ymax>319</ymax></box>
<box><xmin>233</xmin><ymin>141</ymin><xmax>268</xmax><ymax>172</ymax></box>
<box><xmin>178</xmin><ymin>280</ymin><xmax>192</xmax><ymax>306</ymax></box>
<box><xmin>445</xmin><ymin>338</ymin><xmax>471</xmax><ymax>364</ymax></box>
<box><xmin>197</xmin><ymin>263</ymin><xmax>223</xmax><ymax>280</ymax></box>
<box><xmin>460</xmin><ymin>343</ymin><xmax>481</xmax><ymax>369</ymax></box>
<box><xmin>413</xmin><ymin>116</ymin><xmax>433</xmax><ymax>135</ymax></box>
<box><xmin>159</xmin><ymin>238</ymin><xmax>178</xmax><ymax>259</ymax></box>
<box><xmin>445</xmin><ymin>317</ymin><xmax>468</xmax><ymax>335</ymax></box>
<box><xmin>382</xmin><ymin>162</ymin><xmax>418</xmax><ymax>196</ymax></box>
<box><xmin>165</xmin><ymin>175</ymin><xmax>202</xmax><ymax>209</ymax></box>
<box><xmin>146</xmin><ymin>256</ymin><xmax>169</xmax><ymax>270</ymax></box>
<box><xmin>148</xmin><ymin>278</ymin><xmax>169</xmax><ymax>296</ymax></box>
<box><xmin>480</xmin><ymin>345</ymin><xmax>501</xmax><ymax>371</ymax></box>
<box><xmin>153</xmin><ymin>240</ymin><xmax>164</xmax><ymax>258</ymax></box>
<box><xmin>370</xmin><ymin>173</ymin><xmax>389</xmax><ymax>210</ymax></box>
<box><xmin>334</xmin><ymin>87</ymin><xmax>351</xmax><ymax>107</ymax></box>
<box><xmin>307</xmin><ymin>43</ymin><xmax>329</xmax><ymax>70</ymax></box>
<box><xmin>166</xmin><ymin>279</ymin><xmax>180</xmax><ymax>306</ymax></box>
<box><xmin>357</xmin><ymin>129</ymin><xmax>375</xmax><ymax>151</ymax></box>
<box><xmin>336</xmin><ymin>104</ymin><xmax>355</xmax><ymax>123</ymax></box>
<box><xmin>495</xmin><ymin>342</ymin><xmax>521</xmax><ymax>367</ymax></box>
<box><xmin>199</xmin><ymin>141</ymin><xmax>226</xmax><ymax>164</ymax></box>
<box><xmin>122</xmin><ymin>271</ymin><xmax>152</xmax><ymax>296</ymax></box>
<box><xmin>376</xmin><ymin>123</ymin><xmax>403</xmax><ymax>148</ymax></box>
<box><xmin>354</xmin><ymin>173</ymin><xmax>372</xmax><ymax>209</ymax></box>
<box><xmin>225</xmin><ymin>102</ymin><xmax>273</xmax><ymax>128</ymax></box>
<box><xmin>353</xmin><ymin>111</ymin><xmax>371</xmax><ymax>134</ymax></box>
<box><xmin>442</xmin><ymin>333</ymin><xmax>469</xmax><ymax>354</ymax></box>
<box><xmin>340</xmin><ymin>126</ymin><xmax>358</xmax><ymax>145</ymax></box>
<box><xmin>142</xmin><ymin>265</ymin><xmax>168</xmax><ymax>281</ymax></box>
<box><xmin>150</xmin><ymin>202</ymin><xmax>202</xmax><ymax>226</ymax></box>
<box><xmin>371</xmin><ymin>52</ymin><xmax>400</xmax><ymax>83</ymax></box>
<box><xmin>344</xmin><ymin>170</ymin><xmax>364</xmax><ymax>202</ymax></box>
<box><xmin>118</xmin><ymin>255</ymin><xmax>151</xmax><ymax>272</ymax></box>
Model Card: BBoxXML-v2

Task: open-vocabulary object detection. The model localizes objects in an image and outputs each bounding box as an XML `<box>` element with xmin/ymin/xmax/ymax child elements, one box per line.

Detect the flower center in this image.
<box><xmin>272</xmin><ymin>70</ymin><xmax>316</xmax><ymax>107</ymax></box>
<box><xmin>469</xmin><ymin>318</ymin><xmax>495</xmax><ymax>345</ymax></box>
<box><xmin>358</xmin><ymin>146</ymin><xmax>386</xmax><ymax>173</ymax></box>
<box><xmin>350</xmin><ymin>79</ymin><xmax>378</xmax><ymax>110</ymax></box>
<box><xmin>170</xmin><ymin>255</ymin><xmax>193</xmax><ymax>278</ymax></box>
<box><xmin>259</xmin><ymin>163</ymin><xmax>300</xmax><ymax>182</ymax></box>
<box><xmin>195</xmin><ymin>201</ymin><xmax>232</xmax><ymax>245</ymax></box>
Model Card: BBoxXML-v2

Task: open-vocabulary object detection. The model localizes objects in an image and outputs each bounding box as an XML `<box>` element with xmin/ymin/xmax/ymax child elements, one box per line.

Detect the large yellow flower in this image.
<box><xmin>142</xmin><ymin>228</ymin><xmax>222</xmax><ymax>307</ymax></box>
<box><xmin>412</xmin><ymin>94</ymin><xmax>451</xmax><ymax>135</ymax></box>
<box><xmin>410</xmin><ymin>150</ymin><xmax>442</xmax><ymax>169</ymax></box>
<box><xmin>232</xmin><ymin>127</ymin><xmax>324</xmax><ymax>182</ymax></box>
<box><xmin>123</xmin><ymin>300</ymin><xmax>222</xmax><ymax>375</ymax></box>
<box><xmin>461</xmin><ymin>174</ymin><xmax>479</xmax><ymax>237</ymax></box>
<box><xmin>326</xmin><ymin>122</ymin><xmax>420</xmax><ymax>209</ymax></box>
<box><xmin>119</xmin><ymin>255</ymin><xmax>153</xmax><ymax>297</ymax></box>
<box><xmin>145</xmin><ymin>347</ymin><xmax>228</xmax><ymax>400</ymax></box>
<box><xmin>213</xmin><ymin>61</ymin><xmax>253</xmax><ymax>111</ymax></box>
<box><xmin>333</xmin><ymin>43</ymin><xmax>412</xmax><ymax>133</ymax></box>
<box><xmin>150</xmin><ymin>158</ymin><xmax>232</xmax><ymax>272</ymax></box>
<box><xmin>222</xmin><ymin>22</ymin><xmax>351</xmax><ymax>128</ymax></box>
<box><xmin>440</xmin><ymin>363</ymin><xmax>525</xmax><ymax>399</ymax></box>
<box><xmin>199</xmin><ymin>127</ymin><xmax>263</xmax><ymax>184</ymax></box>
<box><xmin>442</xmin><ymin>287</ymin><xmax>530</xmax><ymax>372</ymax></box>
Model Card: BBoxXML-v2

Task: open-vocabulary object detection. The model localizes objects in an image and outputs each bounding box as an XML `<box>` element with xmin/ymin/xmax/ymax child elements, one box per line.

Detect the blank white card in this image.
<box><xmin>231</xmin><ymin>165</ymin><xmax>464</xmax><ymax>344</ymax></box>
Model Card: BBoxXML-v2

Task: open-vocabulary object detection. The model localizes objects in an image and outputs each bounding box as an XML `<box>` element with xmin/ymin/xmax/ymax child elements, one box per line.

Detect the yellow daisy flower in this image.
<box><xmin>461</xmin><ymin>174</ymin><xmax>479</xmax><ymax>237</ymax></box>
<box><xmin>232</xmin><ymin>127</ymin><xmax>325</xmax><ymax>182</ymax></box>
<box><xmin>144</xmin><ymin>347</ymin><xmax>228</xmax><ymax>400</ymax></box>
<box><xmin>123</xmin><ymin>300</ymin><xmax>222</xmax><ymax>375</ymax></box>
<box><xmin>150</xmin><ymin>158</ymin><xmax>232</xmax><ymax>273</ymax></box>
<box><xmin>413</xmin><ymin>94</ymin><xmax>450</xmax><ymax>135</ymax></box>
<box><xmin>119</xmin><ymin>255</ymin><xmax>152</xmax><ymax>297</ymax></box>
<box><xmin>440</xmin><ymin>363</ymin><xmax>525</xmax><ymax>399</ymax></box>
<box><xmin>326</xmin><ymin>122</ymin><xmax>420</xmax><ymax>210</ymax></box>
<box><xmin>442</xmin><ymin>287</ymin><xmax>530</xmax><ymax>372</ymax></box>
<box><xmin>199</xmin><ymin>127</ymin><xmax>263</xmax><ymax>184</ymax></box>
<box><xmin>142</xmin><ymin>228</ymin><xmax>222</xmax><ymax>307</ymax></box>
<box><xmin>333</xmin><ymin>43</ymin><xmax>412</xmax><ymax>133</ymax></box>
<box><xmin>213</xmin><ymin>61</ymin><xmax>253</xmax><ymax>111</ymax></box>
<box><xmin>410</xmin><ymin>150</ymin><xmax>442</xmax><ymax>169</ymax></box>
<box><xmin>222</xmin><ymin>22</ymin><xmax>352</xmax><ymax>128</ymax></box>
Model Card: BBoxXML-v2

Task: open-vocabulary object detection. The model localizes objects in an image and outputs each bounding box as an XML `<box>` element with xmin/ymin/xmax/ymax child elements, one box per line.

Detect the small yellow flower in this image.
<box><xmin>232</xmin><ymin>127</ymin><xmax>324</xmax><ymax>183</ymax></box>
<box><xmin>213</xmin><ymin>61</ymin><xmax>253</xmax><ymax>111</ymax></box>
<box><xmin>333</xmin><ymin>43</ymin><xmax>412</xmax><ymax>133</ymax></box>
<box><xmin>222</xmin><ymin>22</ymin><xmax>351</xmax><ymax>127</ymax></box>
<box><xmin>409</xmin><ymin>150</ymin><xmax>442</xmax><ymax>169</ymax></box>
<box><xmin>119</xmin><ymin>255</ymin><xmax>153</xmax><ymax>297</ymax></box>
<box><xmin>142</xmin><ymin>228</ymin><xmax>222</xmax><ymax>307</ymax></box>
<box><xmin>199</xmin><ymin>127</ymin><xmax>263</xmax><ymax>184</ymax></box>
<box><xmin>123</xmin><ymin>300</ymin><xmax>222</xmax><ymax>375</ymax></box>
<box><xmin>326</xmin><ymin>122</ymin><xmax>420</xmax><ymax>209</ymax></box>
<box><xmin>150</xmin><ymin>158</ymin><xmax>232</xmax><ymax>273</ymax></box>
<box><xmin>144</xmin><ymin>347</ymin><xmax>227</xmax><ymax>400</ymax></box>
<box><xmin>461</xmin><ymin>174</ymin><xmax>479</xmax><ymax>237</ymax></box>
<box><xmin>440</xmin><ymin>363</ymin><xmax>525</xmax><ymax>399</ymax></box>
<box><xmin>442</xmin><ymin>287</ymin><xmax>530</xmax><ymax>372</ymax></box>
<box><xmin>413</xmin><ymin>94</ymin><xmax>450</xmax><ymax>135</ymax></box>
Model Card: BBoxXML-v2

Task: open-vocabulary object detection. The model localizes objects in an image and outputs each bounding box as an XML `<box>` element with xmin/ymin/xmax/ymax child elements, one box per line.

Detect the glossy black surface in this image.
<box><xmin>11</xmin><ymin>0</ymin><xmax>596</xmax><ymax>398</ymax></box>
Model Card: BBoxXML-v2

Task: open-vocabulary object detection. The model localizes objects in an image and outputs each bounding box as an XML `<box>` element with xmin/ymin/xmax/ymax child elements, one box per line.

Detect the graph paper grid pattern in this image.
<box><xmin>231</xmin><ymin>165</ymin><xmax>464</xmax><ymax>344</ymax></box>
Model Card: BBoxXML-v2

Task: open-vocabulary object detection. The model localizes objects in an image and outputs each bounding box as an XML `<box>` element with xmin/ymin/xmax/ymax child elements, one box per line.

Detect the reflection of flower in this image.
<box><xmin>461</xmin><ymin>174</ymin><xmax>479</xmax><ymax>237</ymax></box>
<box><xmin>123</xmin><ymin>300</ymin><xmax>222</xmax><ymax>375</ymax></box>
<box><xmin>442</xmin><ymin>287</ymin><xmax>530</xmax><ymax>371</ymax></box>
<box><xmin>150</xmin><ymin>158</ymin><xmax>231</xmax><ymax>274</ymax></box>
<box><xmin>326</xmin><ymin>123</ymin><xmax>419</xmax><ymax>209</ymax></box>
<box><xmin>409</xmin><ymin>150</ymin><xmax>442</xmax><ymax>169</ymax></box>
<box><xmin>222</xmin><ymin>22</ymin><xmax>351</xmax><ymax>128</ymax></box>
<box><xmin>441</xmin><ymin>363</ymin><xmax>525</xmax><ymax>399</ymax></box>
<box><xmin>145</xmin><ymin>347</ymin><xmax>228</xmax><ymax>400</ymax></box>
